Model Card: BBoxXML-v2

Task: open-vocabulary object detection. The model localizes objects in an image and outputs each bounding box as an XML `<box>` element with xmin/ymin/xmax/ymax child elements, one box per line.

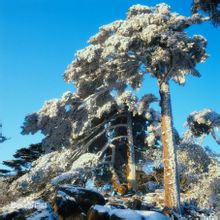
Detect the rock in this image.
<box><xmin>54</xmin><ymin>185</ymin><xmax>105</xmax><ymax>219</ymax></box>
<box><xmin>0</xmin><ymin>211</ymin><xmax>25</xmax><ymax>220</ymax></box>
<box><xmin>54</xmin><ymin>190</ymin><xmax>79</xmax><ymax>219</ymax></box>
<box><xmin>88</xmin><ymin>205</ymin><xmax>110</xmax><ymax>220</ymax></box>
<box><xmin>124</xmin><ymin>197</ymin><xmax>142</xmax><ymax>210</ymax></box>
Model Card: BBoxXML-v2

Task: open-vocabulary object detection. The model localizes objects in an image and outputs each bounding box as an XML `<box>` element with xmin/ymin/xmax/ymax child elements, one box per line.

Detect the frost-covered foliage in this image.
<box><xmin>0</xmin><ymin>177</ymin><xmax>14</xmax><ymax>207</ymax></box>
<box><xmin>178</xmin><ymin>143</ymin><xmax>211</xmax><ymax>174</ymax></box>
<box><xmin>185</xmin><ymin>109</ymin><xmax>220</xmax><ymax>144</ymax></box>
<box><xmin>12</xmin><ymin>97</ymin><xmax>161</xmax><ymax>201</ymax></box>
<box><xmin>7</xmin><ymin>148</ymin><xmax>78</xmax><ymax>195</ymax></box>
<box><xmin>173</xmin><ymin>131</ymin><xmax>219</xmax><ymax>209</ymax></box>
<box><xmin>63</xmin><ymin>4</ymin><xmax>208</xmax><ymax>209</ymax></box>
<box><xmin>3</xmin><ymin>2</ymin><xmax>218</xmax><ymax>217</ymax></box>
<box><xmin>0</xmin><ymin>198</ymin><xmax>57</xmax><ymax>219</ymax></box>
<box><xmin>21</xmin><ymin>89</ymin><xmax>159</xmax><ymax>153</ymax></box>
<box><xmin>189</xmin><ymin>159</ymin><xmax>220</xmax><ymax>209</ymax></box>
<box><xmin>51</xmin><ymin>153</ymin><xmax>99</xmax><ymax>186</ymax></box>
<box><xmin>22</xmin><ymin>92</ymin><xmax>89</xmax><ymax>152</ymax></box>
<box><xmin>65</xmin><ymin>3</ymin><xmax>207</xmax><ymax>91</ymax></box>
<box><xmin>20</xmin><ymin>87</ymin><xmax>161</xmax><ymax>194</ymax></box>
<box><xmin>2</xmin><ymin>150</ymin><xmax>103</xmax><ymax>211</ymax></box>
<box><xmin>136</xmin><ymin>139</ymin><xmax>220</xmax><ymax>208</ymax></box>
<box><xmin>192</xmin><ymin>0</ymin><xmax>220</xmax><ymax>25</ymax></box>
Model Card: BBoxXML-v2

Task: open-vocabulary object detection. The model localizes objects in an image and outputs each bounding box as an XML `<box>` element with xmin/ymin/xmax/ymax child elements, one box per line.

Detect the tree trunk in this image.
<box><xmin>127</xmin><ymin>112</ymin><xmax>137</xmax><ymax>191</ymax></box>
<box><xmin>109</xmin><ymin>144</ymin><xmax>127</xmax><ymax>195</ymax></box>
<box><xmin>159</xmin><ymin>80</ymin><xmax>181</xmax><ymax>212</ymax></box>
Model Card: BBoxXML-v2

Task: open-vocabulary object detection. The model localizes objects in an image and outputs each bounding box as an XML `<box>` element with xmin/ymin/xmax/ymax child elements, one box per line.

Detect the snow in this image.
<box><xmin>85</xmin><ymin>179</ymin><xmax>97</xmax><ymax>191</ymax></box>
<box><xmin>59</xmin><ymin>184</ymin><xmax>99</xmax><ymax>195</ymax></box>
<box><xmin>142</xmin><ymin>163</ymin><xmax>154</xmax><ymax>174</ymax></box>
<box><xmin>26</xmin><ymin>200</ymin><xmax>57</xmax><ymax>220</ymax></box>
<box><xmin>70</xmin><ymin>153</ymin><xmax>98</xmax><ymax>170</ymax></box>
<box><xmin>111</xmin><ymin>209</ymin><xmax>142</xmax><ymax>220</ymax></box>
<box><xmin>1</xmin><ymin>193</ymin><xmax>43</xmax><ymax>212</ymax></box>
<box><xmin>93</xmin><ymin>205</ymin><xmax>169</xmax><ymax>220</ymax></box>
<box><xmin>136</xmin><ymin>210</ymin><xmax>169</xmax><ymax>220</ymax></box>
<box><xmin>51</xmin><ymin>153</ymin><xmax>98</xmax><ymax>186</ymax></box>
<box><xmin>8</xmin><ymin>148</ymin><xmax>75</xmax><ymax>193</ymax></box>
<box><xmin>51</xmin><ymin>169</ymin><xmax>82</xmax><ymax>186</ymax></box>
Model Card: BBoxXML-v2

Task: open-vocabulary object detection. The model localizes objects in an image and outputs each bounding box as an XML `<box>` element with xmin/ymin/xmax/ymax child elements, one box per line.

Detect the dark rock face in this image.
<box><xmin>88</xmin><ymin>205</ymin><xmax>111</xmax><ymax>220</ymax></box>
<box><xmin>0</xmin><ymin>211</ymin><xmax>25</xmax><ymax>220</ymax></box>
<box><xmin>54</xmin><ymin>185</ymin><xmax>106</xmax><ymax>219</ymax></box>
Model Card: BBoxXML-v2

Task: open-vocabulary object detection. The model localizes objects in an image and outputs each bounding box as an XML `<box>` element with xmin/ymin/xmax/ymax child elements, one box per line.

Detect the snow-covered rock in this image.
<box><xmin>54</xmin><ymin>185</ymin><xmax>105</xmax><ymax>219</ymax></box>
<box><xmin>88</xmin><ymin>205</ymin><xmax>168</xmax><ymax>220</ymax></box>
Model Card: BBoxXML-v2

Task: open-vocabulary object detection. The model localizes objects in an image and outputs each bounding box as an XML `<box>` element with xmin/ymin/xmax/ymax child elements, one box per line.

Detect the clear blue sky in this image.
<box><xmin>0</xmin><ymin>0</ymin><xmax>220</xmax><ymax>168</ymax></box>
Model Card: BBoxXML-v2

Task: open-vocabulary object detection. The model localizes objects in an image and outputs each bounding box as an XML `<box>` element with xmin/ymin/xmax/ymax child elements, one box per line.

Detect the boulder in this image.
<box><xmin>54</xmin><ymin>185</ymin><xmax>105</xmax><ymax>219</ymax></box>
<box><xmin>0</xmin><ymin>211</ymin><xmax>25</xmax><ymax>220</ymax></box>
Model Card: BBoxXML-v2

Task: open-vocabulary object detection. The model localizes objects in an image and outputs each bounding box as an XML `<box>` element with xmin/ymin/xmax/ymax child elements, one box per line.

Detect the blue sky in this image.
<box><xmin>0</xmin><ymin>0</ymin><xmax>220</xmax><ymax>168</ymax></box>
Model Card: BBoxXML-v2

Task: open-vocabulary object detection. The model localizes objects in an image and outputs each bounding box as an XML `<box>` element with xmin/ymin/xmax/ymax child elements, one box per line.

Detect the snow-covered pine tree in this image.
<box><xmin>185</xmin><ymin>109</ymin><xmax>220</xmax><ymax>145</ymax></box>
<box><xmin>64</xmin><ymin>3</ymin><xmax>208</xmax><ymax>211</ymax></box>
<box><xmin>22</xmin><ymin>86</ymin><xmax>159</xmax><ymax>194</ymax></box>
<box><xmin>192</xmin><ymin>0</ymin><xmax>220</xmax><ymax>25</ymax></box>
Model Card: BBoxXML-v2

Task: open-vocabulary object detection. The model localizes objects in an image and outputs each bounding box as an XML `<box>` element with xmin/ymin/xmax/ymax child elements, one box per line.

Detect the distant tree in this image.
<box><xmin>192</xmin><ymin>0</ymin><xmax>220</xmax><ymax>25</ymax></box>
<box><xmin>2</xmin><ymin>159</ymin><xmax>28</xmax><ymax>175</ymax></box>
<box><xmin>13</xmin><ymin>143</ymin><xmax>44</xmax><ymax>162</ymax></box>
<box><xmin>1</xmin><ymin>143</ymin><xmax>43</xmax><ymax>177</ymax></box>
<box><xmin>0</xmin><ymin>169</ymin><xmax>11</xmax><ymax>176</ymax></box>
<box><xmin>0</xmin><ymin>123</ymin><xmax>8</xmax><ymax>143</ymax></box>
<box><xmin>64</xmin><ymin>3</ymin><xmax>207</xmax><ymax>211</ymax></box>
<box><xmin>185</xmin><ymin>109</ymin><xmax>220</xmax><ymax>145</ymax></box>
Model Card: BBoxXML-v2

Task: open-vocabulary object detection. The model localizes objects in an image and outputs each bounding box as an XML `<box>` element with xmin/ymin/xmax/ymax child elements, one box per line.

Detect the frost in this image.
<box><xmin>185</xmin><ymin>109</ymin><xmax>220</xmax><ymax>144</ymax></box>
<box><xmin>51</xmin><ymin>153</ymin><xmax>98</xmax><ymax>186</ymax></box>
<box><xmin>92</xmin><ymin>205</ymin><xmax>168</xmax><ymax>220</ymax></box>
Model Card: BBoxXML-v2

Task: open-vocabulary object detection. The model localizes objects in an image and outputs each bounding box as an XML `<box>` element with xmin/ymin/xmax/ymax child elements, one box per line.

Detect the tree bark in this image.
<box><xmin>159</xmin><ymin>80</ymin><xmax>181</xmax><ymax>212</ymax></box>
<box><xmin>127</xmin><ymin>112</ymin><xmax>137</xmax><ymax>191</ymax></box>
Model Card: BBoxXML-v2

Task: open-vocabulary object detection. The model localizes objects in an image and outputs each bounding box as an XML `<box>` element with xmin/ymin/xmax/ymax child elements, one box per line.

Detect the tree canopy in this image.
<box><xmin>192</xmin><ymin>0</ymin><xmax>220</xmax><ymax>25</ymax></box>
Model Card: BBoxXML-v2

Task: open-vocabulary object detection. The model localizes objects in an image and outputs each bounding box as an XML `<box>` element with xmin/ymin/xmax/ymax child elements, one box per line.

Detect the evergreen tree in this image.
<box><xmin>192</xmin><ymin>0</ymin><xmax>220</xmax><ymax>25</ymax></box>
<box><xmin>185</xmin><ymin>109</ymin><xmax>220</xmax><ymax>144</ymax></box>
<box><xmin>22</xmin><ymin>88</ymin><xmax>159</xmax><ymax>193</ymax></box>
<box><xmin>64</xmin><ymin>4</ymin><xmax>208</xmax><ymax>211</ymax></box>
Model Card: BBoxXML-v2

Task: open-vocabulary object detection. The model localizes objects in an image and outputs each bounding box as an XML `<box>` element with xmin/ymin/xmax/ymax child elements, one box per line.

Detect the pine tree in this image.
<box><xmin>64</xmin><ymin>4</ymin><xmax>208</xmax><ymax>211</ymax></box>
<box><xmin>185</xmin><ymin>109</ymin><xmax>220</xmax><ymax>144</ymax></box>
<box><xmin>22</xmin><ymin>87</ymin><xmax>159</xmax><ymax>193</ymax></box>
<box><xmin>192</xmin><ymin>0</ymin><xmax>220</xmax><ymax>25</ymax></box>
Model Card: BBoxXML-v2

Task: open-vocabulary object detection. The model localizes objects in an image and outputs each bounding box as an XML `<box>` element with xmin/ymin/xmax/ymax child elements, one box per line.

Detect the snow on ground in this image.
<box><xmin>92</xmin><ymin>205</ymin><xmax>168</xmax><ymax>220</ymax></box>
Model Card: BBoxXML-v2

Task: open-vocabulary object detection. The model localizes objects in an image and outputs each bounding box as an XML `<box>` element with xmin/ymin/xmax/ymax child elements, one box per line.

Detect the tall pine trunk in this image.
<box><xmin>127</xmin><ymin>112</ymin><xmax>137</xmax><ymax>191</ymax></box>
<box><xmin>159</xmin><ymin>80</ymin><xmax>181</xmax><ymax>212</ymax></box>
